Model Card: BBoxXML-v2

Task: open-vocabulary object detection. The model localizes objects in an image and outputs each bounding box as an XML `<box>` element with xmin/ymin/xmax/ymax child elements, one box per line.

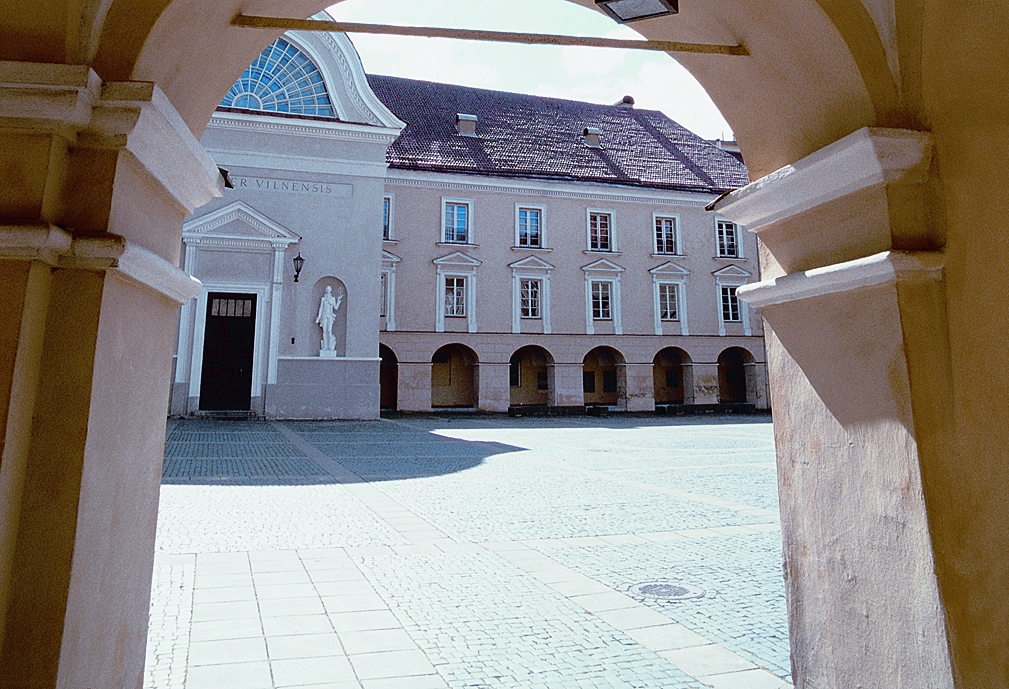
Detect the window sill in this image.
<box><xmin>512</xmin><ymin>246</ymin><xmax>552</xmax><ymax>252</ymax></box>
<box><xmin>438</xmin><ymin>242</ymin><xmax>479</xmax><ymax>249</ymax></box>
<box><xmin>583</xmin><ymin>250</ymin><xmax>621</xmax><ymax>256</ymax></box>
<box><xmin>592</xmin><ymin>318</ymin><xmax>614</xmax><ymax>322</ymax></box>
<box><xmin>520</xmin><ymin>317</ymin><xmax>543</xmax><ymax>321</ymax></box>
<box><xmin>382</xmin><ymin>239</ymin><xmax>399</xmax><ymax>245</ymax></box>
<box><xmin>651</xmin><ymin>253</ymin><xmax>684</xmax><ymax>259</ymax></box>
<box><xmin>714</xmin><ymin>255</ymin><xmax>745</xmax><ymax>261</ymax></box>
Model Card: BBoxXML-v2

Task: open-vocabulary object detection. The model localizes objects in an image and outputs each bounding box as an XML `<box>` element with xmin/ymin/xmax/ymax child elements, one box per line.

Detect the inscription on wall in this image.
<box><xmin>232</xmin><ymin>176</ymin><xmax>352</xmax><ymax>198</ymax></box>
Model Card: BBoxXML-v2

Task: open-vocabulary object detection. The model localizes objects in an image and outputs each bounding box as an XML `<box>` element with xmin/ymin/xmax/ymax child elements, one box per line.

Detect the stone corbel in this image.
<box><xmin>712</xmin><ymin>127</ymin><xmax>934</xmax><ymax>277</ymax></box>
<box><xmin>82</xmin><ymin>81</ymin><xmax>225</xmax><ymax>213</ymax></box>
<box><xmin>0</xmin><ymin>225</ymin><xmax>201</xmax><ymax>305</ymax></box>
<box><xmin>0</xmin><ymin>61</ymin><xmax>224</xmax><ymax>214</ymax></box>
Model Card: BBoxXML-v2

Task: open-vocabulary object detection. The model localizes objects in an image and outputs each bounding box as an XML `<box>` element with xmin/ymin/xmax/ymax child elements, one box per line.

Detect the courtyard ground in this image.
<box><xmin>146</xmin><ymin>414</ymin><xmax>791</xmax><ymax>689</ymax></box>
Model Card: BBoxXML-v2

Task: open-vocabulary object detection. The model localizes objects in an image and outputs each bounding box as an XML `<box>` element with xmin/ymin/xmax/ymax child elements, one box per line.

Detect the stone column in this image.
<box><xmin>720</xmin><ymin>128</ymin><xmax>955</xmax><ymax>688</ymax></box>
<box><xmin>0</xmin><ymin>64</ymin><xmax>220</xmax><ymax>688</ymax></box>
<box><xmin>477</xmin><ymin>362</ymin><xmax>510</xmax><ymax>412</ymax></box>
<box><xmin>623</xmin><ymin>363</ymin><xmax>654</xmax><ymax>412</ymax></box>
<box><xmin>686</xmin><ymin>362</ymin><xmax>719</xmax><ymax>405</ymax></box>
<box><xmin>548</xmin><ymin>362</ymin><xmax>584</xmax><ymax>409</ymax></box>
<box><xmin>397</xmin><ymin>362</ymin><xmax>432</xmax><ymax>412</ymax></box>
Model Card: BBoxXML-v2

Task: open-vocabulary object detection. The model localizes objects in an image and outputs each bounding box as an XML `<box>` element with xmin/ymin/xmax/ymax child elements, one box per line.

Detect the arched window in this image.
<box><xmin>221</xmin><ymin>37</ymin><xmax>336</xmax><ymax>117</ymax></box>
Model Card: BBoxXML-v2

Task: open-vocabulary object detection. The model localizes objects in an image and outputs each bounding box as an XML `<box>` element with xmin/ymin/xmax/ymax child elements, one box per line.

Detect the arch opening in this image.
<box><xmin>431</xmin><ymin>343</ymin><xmax>478</xmax><ymax>408</ymax></box>
<box><xmin>379</xmin><ymin>344</ymin><xmax>398</xmax><ymax>410</ymax></box>
<box><xmin>717</xmin><ymin>346</ymin><xmax>754</xmax><ymax>405</ymax></box>
<box><xmin>653</xmin><ymin>346</ymin><xmax>692</xmax><ymax>406</ymax></box>
<box><xmin>509</xmin><ymin>345</ymin><xmax>555</xmax><ymax>408</ymax></box>
<box><xmin>582</xmin><ymin>346</ymin><xmax>626</xmax><ymax>408</ymax></box>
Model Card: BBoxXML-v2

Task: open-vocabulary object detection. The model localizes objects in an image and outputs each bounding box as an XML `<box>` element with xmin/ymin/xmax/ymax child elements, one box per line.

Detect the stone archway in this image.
<box><xmin>431</xmin><ymin>343</ymin><xmax>478</xmax><ymax>409</ymax></box>
<box><xmin>379</xmin><ymin>343</ymin><xmax>398</xmax><ymax>410</ymax></box>
<box><xmin>3</xmin><ymin>1</ymin><xmax>1009</xmax><ymax>687</ymax></box>
<box><xmin>717</xmin><ymin>346</ymin><xmax>751</xmax><ymax>405</ymax></box>
<box><xmin>653</xmin><ymin>346</ymin><xmax>690</xmax><ymax>406</ymax></box>
<box><xmin>509</xmin><ymin>345</ymin><xmax>554</xmax><ymax>408</ymax></box>
<box><xmin>582</xmin><ymin>346</ymin><xmax>625</xmax><ymax>408</ymax></box>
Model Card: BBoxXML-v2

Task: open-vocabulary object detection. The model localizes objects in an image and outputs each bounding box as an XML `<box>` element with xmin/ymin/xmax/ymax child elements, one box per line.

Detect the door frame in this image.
<box><xmin>189</xmin><ymin>282</ymin><xmax>270</xmax><ymax>411</ymax></box>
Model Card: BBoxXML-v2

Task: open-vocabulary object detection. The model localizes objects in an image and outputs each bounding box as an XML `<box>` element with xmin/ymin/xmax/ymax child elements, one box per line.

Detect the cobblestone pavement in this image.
<box><xmin>147</xmin><ymin>415</ymin><xmax>790</xmax><ymax>689</ymax></box>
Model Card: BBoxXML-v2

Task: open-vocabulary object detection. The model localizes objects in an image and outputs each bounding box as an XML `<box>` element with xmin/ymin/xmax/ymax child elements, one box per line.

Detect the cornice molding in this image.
<box><xmin>206</xmin><ymin>110</ymin><xmax>400</xmax><ymax>145</ymax></box>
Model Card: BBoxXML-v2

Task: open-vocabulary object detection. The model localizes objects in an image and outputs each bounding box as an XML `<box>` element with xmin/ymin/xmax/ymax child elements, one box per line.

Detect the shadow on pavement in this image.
<box><xmin>162</xmin><ymin>418</ymin><xmax>525</xmax><ymax>485</ymax></box>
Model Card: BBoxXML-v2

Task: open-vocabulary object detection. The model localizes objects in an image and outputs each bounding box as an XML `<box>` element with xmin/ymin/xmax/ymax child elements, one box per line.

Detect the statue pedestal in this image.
<box><xmin>319</xmin><ymin>350</ymin><xmax>338</xmax><ymax>359</ymax></box>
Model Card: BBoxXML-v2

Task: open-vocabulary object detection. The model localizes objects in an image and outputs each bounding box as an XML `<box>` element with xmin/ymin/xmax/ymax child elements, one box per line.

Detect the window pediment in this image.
<box><xmin>433</xmin><ymin>251</ymin><xmax>482</xmax><ymax>267</ymax></box>
<box><xmin>713</xmin><ymin>265</ymin><xmax>752</xmax><ymax>278</ymax></box>
<box><xmin>509</xmin><ymin>255</ymin><xmax>554</xmax><ymax>271</ymax></box>
<box><xmin>649</xmin><ymin>261</ymin><xmax>690</xmax><ymax>276</ymax></box>
<box><xmin>582</xmin><ymin>258</ymin><xmax>625</xmax><ymax>273</ymax></box>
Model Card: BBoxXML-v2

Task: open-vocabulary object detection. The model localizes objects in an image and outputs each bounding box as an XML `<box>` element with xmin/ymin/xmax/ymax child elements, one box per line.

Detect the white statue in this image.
<box><xmin>315</xmin><ymin>285</ymin><xmax>343</xmax><ymax>353</ymax></box>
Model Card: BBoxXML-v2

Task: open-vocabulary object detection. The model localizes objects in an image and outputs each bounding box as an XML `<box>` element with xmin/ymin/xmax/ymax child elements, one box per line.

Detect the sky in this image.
<box><xmin>326</xmin><ymin>0</ymin><xmax>733</xmax><ymax>140</ymax></box>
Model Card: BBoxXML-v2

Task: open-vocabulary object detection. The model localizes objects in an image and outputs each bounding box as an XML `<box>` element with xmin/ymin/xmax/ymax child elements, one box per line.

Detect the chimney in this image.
<box><xmin>614</xmin><ymin>95</ymin><xmax>635</xmax><ymax>108</ymax></box>
<box><xmin>583</xmin><ymin>127</ymin><xmax>602</xmax><ymax>149</ymax></box>
<box><xmin>456</xmin><ymin>113</ymin><xmax>478</xmax><ymax>137</ymax></box>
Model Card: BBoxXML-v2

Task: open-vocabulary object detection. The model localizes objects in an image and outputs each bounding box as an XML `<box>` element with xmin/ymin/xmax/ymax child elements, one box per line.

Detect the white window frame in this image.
<box><xmin>520</xmin><ymin>279</ymin><xmax>542</xmax><ymax>319</ymax></box>
<box><xmin>586</xmin><ymin>208</ymin><xmax>616</xmax><ymax>252</ymax></box>
<box><xmin>510</xmin><ymin>256</ymin><xmax>554</xmax><ymax>334</ymax></box>
<box><xmin>716</xmin><ymin>218</ymin><xmax>742</xmax><ymax>258</ymax></box>
<box><xmin>381</xmin><ymin>250</ymin><xmax>400</xmax><ymax>331</ymax></box>
<box><xmin>444</xmin><ymin>276</ymin><xmax>467</xmax><ymax>317</ymax></box>
<box><xmin>653</xmin><ymin>213</ymin><xmax>682</xmax><ymax>256</ymax></box>
<box><xmin>715</xmin><ymin>274</ymin><xmax>751</xmax><ymax>336</ymax></box>
<box><xmin>435</xmin><ymin>252</ymin><xmax>481</xmax><ymax>333</ymax></box>
<box><xmin>582</xmin><ymin>259</ymin><xmax>624</xmax><ymax>335</ymax></box>
<box><xmin>442</xmin><ymin>197</ymin><xmax>474</xmax><ymax>244</ymax></box>
<box><xmin>649</xmin><ymin>262</ymin><xmax>690</xmax><ymax>336</ymax></box>
<box><xmin>591</xmin><ymin>280</ymin><xmax>613</xmax><ymax>321</ymax></box>
<box><xmin>515</xmin><ymin>203</ymin><xmax>546</xmax><ymax>249</ymax></box>
<box><xmin>382</xmin><ymin>194</ymin><xmax>395</xmax><ymax>241</ymax></box>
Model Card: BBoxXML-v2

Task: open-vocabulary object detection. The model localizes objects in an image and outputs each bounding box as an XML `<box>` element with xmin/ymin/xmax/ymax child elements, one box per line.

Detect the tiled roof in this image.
<box><xmin>368</xmin><ymin>75</ymin><xmax>748</xmax><ymax>194</ymax></box>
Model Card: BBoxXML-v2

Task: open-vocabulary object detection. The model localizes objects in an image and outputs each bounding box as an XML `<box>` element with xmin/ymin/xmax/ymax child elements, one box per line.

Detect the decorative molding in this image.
<box><xmin>0</xmin><ymin>64</ymin><xmax>223</xmax><ymax>212</ymax></box>
<box><xmin>183</xmin><ymin>201</ymin><xmax>301</xmax><ymax>250</ymax></box>
<box><xmin>386</xmin><ymin>170</ymin><xmax>714</xmax><ymax>207</ymax></box>
<box><xmin>712</xmin><ymin>265</ymin><xmax>752</xmax><ymax>278</ymax></box>
<box><xmin>0</xmin><ymin>224</ymin><xmax>200</xmax><ymax>304</ymax></box>
<box><xmin>509</xmin><ymin>255</ymin><xmax>554</xmax><ymax>271</ymax></box>
<box><xmin>206</xmin><ymin>110</ymin><xmax>401</xmax><ymax>144</ymax></box>
<box><xmin>737</xmin><ymin>251</ymin><xmax>944</xmax><ymax>309</ymax></box>
<box><xmin>649</xmin><ymin>261</ymin><xmax>690</xmax><ymax>276</ymax></box>
<box><xmin>433</xmin><ymin>251</ymin><xmax>482</xmax><ymax>267</ymax></box>
<box><xmin>582</xmin><ymin>258</ymin><xmax>625</xmax><ymax>273</ymax></box>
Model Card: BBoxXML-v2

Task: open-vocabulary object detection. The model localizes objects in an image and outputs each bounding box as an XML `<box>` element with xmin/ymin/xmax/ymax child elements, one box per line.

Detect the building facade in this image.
<box><xmin>171</xmin><ymin>28</ymin><xmax>767</xmax><ymax>419</ymax></box>
<box><xmin>372</xmin><ymin>76</ymin><xmax>768</xmax><ymax>413</ymax></box>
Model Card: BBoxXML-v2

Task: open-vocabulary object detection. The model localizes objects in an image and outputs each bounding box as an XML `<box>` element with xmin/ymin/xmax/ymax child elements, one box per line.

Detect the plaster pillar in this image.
<box><xmin>623</xmin><ymin>363</ymin><xmax>654</xmax><ymax>412</ymax></box>
<box><xmin>720</xmin><ymin>128</ymin><xmax>955</xmax><ymax>688</ymax></box>
<box><xmin>477</xmin><ymin>362</ymin><xmax>510</xmax><ymax>413</ymax></box>
<box><xmin>548</xmin><ymin>363</ymin><xmax>584</xmax><ymax>408</ymax></box>
<box><xmin>0</xmin><ymin>63</ymin><xmax>220</xmax><ymax>688</ymax></box>
<box><xmin>687</xmin><ymin>362</ymin><xmax>719</xmax><ymax>405</ymax></box>
<box><xmin>397</xmin><ymin>362</ymin><xmax>432</xmax><ymax>412</ymax></box>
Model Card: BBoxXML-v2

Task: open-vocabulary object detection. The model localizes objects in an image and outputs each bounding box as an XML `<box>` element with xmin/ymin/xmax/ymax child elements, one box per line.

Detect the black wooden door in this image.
<box><xmin>199</xmin><ymin>294</ymin><xmax>257</xmax><ymax>411</ymax></box>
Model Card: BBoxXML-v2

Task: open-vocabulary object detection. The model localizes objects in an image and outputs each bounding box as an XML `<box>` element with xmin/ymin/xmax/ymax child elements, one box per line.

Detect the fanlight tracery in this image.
<box><xmin>221</xmin><ymin>37</ymin><xmax>337</xmax><ymax>117</ymax></box>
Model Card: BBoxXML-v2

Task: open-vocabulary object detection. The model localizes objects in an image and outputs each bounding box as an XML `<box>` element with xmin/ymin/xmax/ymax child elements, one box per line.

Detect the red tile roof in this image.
<box><xmin>368</xmin><ymin>74</ymin><xmax>748</xmax><ymax>193</ymax></box>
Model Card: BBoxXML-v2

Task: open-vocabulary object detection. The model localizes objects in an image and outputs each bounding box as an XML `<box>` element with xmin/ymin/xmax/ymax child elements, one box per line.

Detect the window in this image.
<box><xmin>583</xmin><ymin>371</ymin><xmax>596</xmax><ymax>393</ymax></box>
<box><xmin>510</xmin><ymin>356</ymin><xmax>521</xmax><ymax>387</ymax></box>
<box><xmin>659</xmin><ymin>283</ymin><xmax>679</xmax><ymax>321</ymax></box>
<box><xmin>721</xmin><ymin>285</ymin><xmax>741</xmax><ymax>322</ymax></box>
<box><xmin>537</xmin><ymin>371</ymin><xmax>548</xmax><ymax>391</ymax></box>
<box><xmin>211</xmin><ymin>298</ymin><xmax>254</xmax><ymax>318</ymax></box>
<box><xmin>591</xmin><ymin>281</ymin><xmax>612</xmax><ymax>320</ymax></box>
<box><xmin>717</xmin><ymin>220</ymin><xmax>740</xmax><ymax>258</ymax></box>
<box><xmin>589</xmin><ymin>212</ymin><xmax>612</xmax><ymax>251</ymax></box>
<box><xmin>221</xmin><ymin>37</ymin><xmax>336</xmax><ymax>117</ymax></box>
<box><xmin>382</xmin><ymin>196</ymin><xmax>392</xmax><ymax>240</ymax></box>
<box><xmin>520</xmin><ymin>279</ymin><xmax>541</xmax><ymax>319</ymax></box>
<box><xmin>654</xmin><ymin>216</ymin><xmax>678</xmax><ymax>254</ymax></box>
<box><xmin>380</xmin><ymin>273</ymin><xmax>388</xmax><ymax>317</ymax></box>
<box><xmin>444</xmin><ymin>202</ymin><xmax>470</xmax><ymax>243</ymax></box>
<box><xmin>517</xmin><ymin>207</ymin><xmax>541</xmax><ymax>247</ymax></box>
<box><xmin>445</xmin><ymin>277</ymin><xmax>467</xmax><ymax>317</ymax></box>
<box><xmin>665</xmin><ymin>369</ymin><xmax>679</xmax><ymax>387</ymax></box>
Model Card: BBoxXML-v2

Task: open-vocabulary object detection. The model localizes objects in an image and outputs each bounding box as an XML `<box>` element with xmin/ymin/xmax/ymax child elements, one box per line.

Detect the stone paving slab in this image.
<box><xmin>146</xmin><ymin>416</ymin><xmax>791</xmax><ymax>689</ymax></box>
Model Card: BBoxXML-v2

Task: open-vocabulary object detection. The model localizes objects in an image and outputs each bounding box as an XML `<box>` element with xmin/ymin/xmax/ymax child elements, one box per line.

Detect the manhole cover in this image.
<box><xmin>631</xmin><ymin>581</ymin><xmax>706</xmax><ymax>601</ymax></box>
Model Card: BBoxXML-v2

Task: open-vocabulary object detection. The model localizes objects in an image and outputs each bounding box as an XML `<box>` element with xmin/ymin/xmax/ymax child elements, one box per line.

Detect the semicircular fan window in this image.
<box><xmin>221</xmin><ymin>37</ymin><xmax>336</xmax><ymax>117</ymax></box>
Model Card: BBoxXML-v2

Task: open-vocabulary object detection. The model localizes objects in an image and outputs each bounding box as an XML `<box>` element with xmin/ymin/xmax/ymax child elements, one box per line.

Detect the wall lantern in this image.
<box><xmin>595</xmin><ymin>0</ymin><xmax>678</xmax><ymax>23</ymax></box>
<box><xmin>293</xmin><ymin>252</ymin><xmax>305</xmax><ymax>282</ymax></box>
